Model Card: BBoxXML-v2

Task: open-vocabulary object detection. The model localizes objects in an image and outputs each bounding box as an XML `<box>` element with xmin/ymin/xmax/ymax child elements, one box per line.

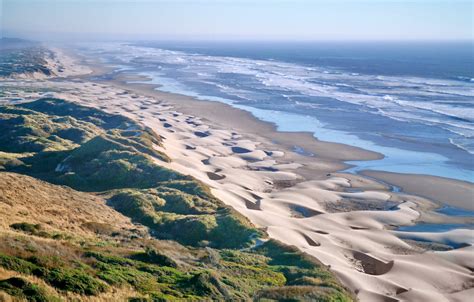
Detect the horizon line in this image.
<box><xmin>2</xmin><ymin>35</ymin><xmax>473</xmax><ymax>44</ymax></box>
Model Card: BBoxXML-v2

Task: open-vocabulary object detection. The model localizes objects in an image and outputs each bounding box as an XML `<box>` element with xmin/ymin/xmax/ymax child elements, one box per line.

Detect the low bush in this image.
<box><xmin>10</xmin><ymin>222</ymin><xmax>42</xmax><ymax>234</ymax></box>
<box><xmin>10</xmin><ymin>222</ymin><xmax>55</xmax><ymax>239</ymax></box>
<box><xmin>0</xmin><ymin>277</ymin><xmax>52</xmax><ymax>302</ymax></box>
<box><xmin>43</xmin><ymin>267</ymin><xmax>107</xmax><ymax>295</ymax></box>
<box><xmin>0</xmin><ymin>254</ymin><xmax>38</xmax><ymax>275</ymax></box>
<box><xmin>132</xmin><ymin>248</ymin><xmax>178</xmax><ymax>268</ymax></box>
<box><xmin>0</xmin><ymin>253</ymin><xmax>107</xmax><ymax>296</ymax></box>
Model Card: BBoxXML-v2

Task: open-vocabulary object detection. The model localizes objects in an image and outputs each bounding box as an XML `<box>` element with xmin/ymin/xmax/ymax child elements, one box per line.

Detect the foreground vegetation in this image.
<box><xmin>0</xmin><ymin>98</ymin><xmax>353</xmax><ymax>301</ymax></box>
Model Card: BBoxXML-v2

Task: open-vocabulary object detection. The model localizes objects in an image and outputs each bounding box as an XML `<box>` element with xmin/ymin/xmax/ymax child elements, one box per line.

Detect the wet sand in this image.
<box><xmin>362</xmin><ymin>170</ymin><xmax>474</xmax><ymax>211</ymax></box>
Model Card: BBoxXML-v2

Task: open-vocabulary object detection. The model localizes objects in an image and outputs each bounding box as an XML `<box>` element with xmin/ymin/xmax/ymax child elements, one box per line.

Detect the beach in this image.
<box><xmin>85</xmin><ymin>41</ymin><xmax>474</xmax><ymax>182</ymax></box>
<box><xmin>2</xmin><ymin>47</ymin><xmax>473</xmax><ymax>301</ymax></box>
<box><xmin>107</xmin><ymin>75</ymin><xmax>473</xmax><ymax>210</ymax></box>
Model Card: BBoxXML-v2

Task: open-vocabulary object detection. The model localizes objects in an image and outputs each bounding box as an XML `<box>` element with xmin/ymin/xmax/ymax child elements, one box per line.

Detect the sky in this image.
<box><xmin>1</xmin><ymin>0</ymin><xmax>472</xmax><ymax>41</ymax></box>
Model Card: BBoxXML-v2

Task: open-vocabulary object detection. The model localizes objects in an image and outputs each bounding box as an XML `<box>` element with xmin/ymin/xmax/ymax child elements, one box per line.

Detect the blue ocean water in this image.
<box><xmin>88</xmin><ymin>41</ymin><xmax>474</xmax><ymax>182</ymax></box>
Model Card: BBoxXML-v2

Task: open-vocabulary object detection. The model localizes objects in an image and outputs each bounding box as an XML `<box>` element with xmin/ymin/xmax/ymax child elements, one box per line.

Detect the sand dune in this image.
<box><xmin>80</xmin><ymin>87</ymin><xmax>472</xmax><ymax>301</ymax></box>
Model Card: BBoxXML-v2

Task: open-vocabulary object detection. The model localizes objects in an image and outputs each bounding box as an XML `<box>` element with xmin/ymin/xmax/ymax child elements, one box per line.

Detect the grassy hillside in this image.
<box><xmin>0</xmin><ymin>99</ymin><xmax>353</xmax><ymax>301</ymax></box>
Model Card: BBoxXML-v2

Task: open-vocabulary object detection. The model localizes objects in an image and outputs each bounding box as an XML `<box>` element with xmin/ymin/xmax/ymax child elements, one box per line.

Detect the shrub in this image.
<box><xmin>0</xmin><ymin>277</ymin><xmax>51</xmax><ymax>302</ymax></box>
<box><xmin>10</xmin><ymin>222</ymin><xmax>42</xmax><ymax>234</ymax></box>
<box><xmin>109</xmin><ymin>190</ymin><xmax>256</xmax><ymax>248</ymax></box>
<box><xmin>0</xmin><ymin>254</ymin><xmax>38</xmax><ymax>275</ymax></box>
<box><xmin>211</xmin><ymin>209</ymin><xmax>257</xmax><ymax>249</ymax></box>
<box><xmin>10</xmin><ymin>223</ymin><xmax>52</xmax><ymax>238</ymax></box>
<box><xmin>253</xmin><ymin>240</ymin><xmax>353</xmax><ymax>300</ymax></box>
<box><xmin>256</xmin><ymin>240</ymin><xmax>317</xmax><ymax>269</ymax></box>
<box><xmin>56</xmin><ymin>135</ymin><xmax>180</xmax><ymax>191</ymax></box>
<box><xmin>85</xmin><ymin>252</ymin><xmax>178</xmax><ymax>294</ymax></box>
<box><xmin>132</xmin><ymin>248</ymin><xmax>178</xmax><ymax>268</ymax></box>
<box><xmin>184</xmin><ymin>271</ymin><xmax>224</xmax><ymax>298</ymax></box>
<box><xmin>42</xmin><ymin>267</ymin><xmax>107</xmax><ymax>295</ymax></box>
<box><xmin>0</xmin><ymin>253</ymin><xmax>107</xmax><ymax>296</ymax></box>
<box><xmin>0</xmin><ymin>106</ymin><xmax>99</xmax><ymax>153</ymax></box>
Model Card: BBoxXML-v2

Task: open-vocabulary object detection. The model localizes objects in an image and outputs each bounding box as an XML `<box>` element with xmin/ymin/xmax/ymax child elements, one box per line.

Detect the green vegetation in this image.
<box><xmin>1</xmin><ymin>99</ymin><xmax>257</xmax><ymax>248</ymax></box>
<box><xmin>0</xmin><ymin>277</ymin><xmax>54</xmax><ymax>302</ymax></box>
<box><xmin>0</xmin><ymin>254</ymin><xmax>106</xmax><ymax>296</ymax></box>
<box><xmin>0</xmin><ymin>105</ymin><xmax>100</xmax><ymax>153</ymax></box>
<box><xmin>108</xmin><ymin>185</ymin><xmax>256</xmax><ymax>248</ymax></box>
<box><xmin>10</xmin><ymin>222</ymin><xmax>49</xmax><ymax>238</ymax></box>
<box><xmin>0</xmin><ymin>239</ymin><xmax>351</xmax><ymax>301</ymax></box>
<box><xmin>0</xmin><ymin>99</ymin><xmax>171</xmax><ymax>191</ymax></box>
<box><xmin>254</xmin><ymin>241</ymin><xmax>351</xmax><ymax>301</ymax></box>
<box><xmin>131</xmin><ymin>247</ymin><xmax>178</xmax><ymax>268</ymax></box>
<box><xmin>0</xmin><ymin>98</ymin><xmax>353</xmax><ymax>301</ymax></box>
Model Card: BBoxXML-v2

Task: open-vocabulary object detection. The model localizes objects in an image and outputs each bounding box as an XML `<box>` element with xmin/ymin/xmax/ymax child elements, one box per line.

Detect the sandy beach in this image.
<box><xmin>107</xmin><ymin>74</ymin><xmax>473</xmax><ymax>209</ymax></box>
<box><xmin>2</xmin><ymin>48</ymin><xmax>473</xmax><ymax>301</ymax></box>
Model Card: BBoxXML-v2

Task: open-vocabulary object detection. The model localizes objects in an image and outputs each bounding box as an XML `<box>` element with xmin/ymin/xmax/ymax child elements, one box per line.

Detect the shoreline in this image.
<box><xmin>112</xmin><ymin>74</ymin><xmax>384</xmax><ymax>162</ymax></box>
<box><xmin>102</xmin><ymin>42</ymin><xmax>474</xmax><ymax>184</ymax></box>
<box><xmin>104</xmin><ymin>72</ymin><xmax>474</xmax><ymax>211</ymax></box>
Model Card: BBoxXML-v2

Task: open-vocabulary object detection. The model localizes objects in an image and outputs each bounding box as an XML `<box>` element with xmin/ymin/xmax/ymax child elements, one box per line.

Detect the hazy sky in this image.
<box><xmin>1</xmin><ymin>0</ymin><xmax>472</xmax><ymax>41</ymax></box>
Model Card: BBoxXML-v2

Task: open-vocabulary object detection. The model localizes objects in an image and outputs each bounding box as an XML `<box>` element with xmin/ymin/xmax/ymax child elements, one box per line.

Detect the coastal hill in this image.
<box><xmin>0</xmin><ymin>98</ymin><xmax>353</xmax><ymax>301</ymax></box>
<box><xmin>0</xmin><ymin>38</ymin><xmax>54</xmax><ymax>79</ymax></box>
<box><xmin>0</xmin><ymin>38</ymin><xmax>89</xmax><ymax>80</ymax></box>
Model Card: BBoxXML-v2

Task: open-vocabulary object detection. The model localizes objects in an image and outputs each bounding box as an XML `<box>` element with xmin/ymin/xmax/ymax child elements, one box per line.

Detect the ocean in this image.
<box><xmin>86</xmin><ymin>41</ymin><xmax>474</xmax><ymax>182</ymax></box>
